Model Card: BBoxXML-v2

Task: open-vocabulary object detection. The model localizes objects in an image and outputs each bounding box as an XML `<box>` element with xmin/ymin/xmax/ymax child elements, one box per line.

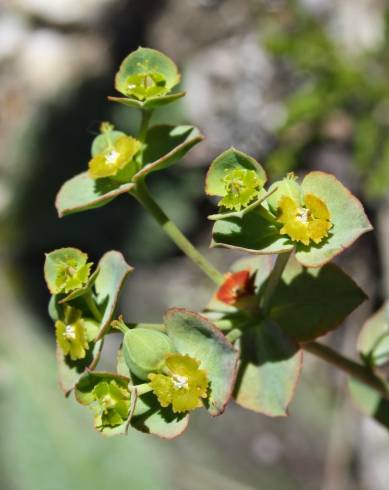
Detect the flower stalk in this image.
<box><xmin>132</xmin><ymin>180</ymin><xmax>224</xmax><ymax>286</ymax></box>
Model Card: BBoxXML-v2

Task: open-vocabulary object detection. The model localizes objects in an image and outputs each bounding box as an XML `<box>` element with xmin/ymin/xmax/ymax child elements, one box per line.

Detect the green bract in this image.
<box><xmin>55</xmin><ymin>124</ymin><xmax>203</xmax><ymax>217</ymax></box>
<box><xmin>234</xmin><ymin>320</ymin><xmax>302</xmax><ymax>416</ymax></box>
<box><xmin>75</xmin><ymin>372</ymin><xmax>135</xmax><ymax>435</ymax></box>
<box><xmin>123</xmin><ymin>327</ymin><xmax>175</xmax><ymax>381</ymax></box>
<box><xmin>44</xmin><ymin>248</ymin><xmax>92</xmax><ymax>295</ymax></box>
<box><xmin>212</xmin><ymin>171</ymin><xmax>372</xmax><ymax>267</ymax></box>
<box><xmin>206</xmin><ymin>148</ymin><xmax>267</xmax><ymax>213</ymax></box>
<box><xmin>111</xmin><ymin>47</ymin><xmax>183</xmax><ymax>109</ymax></box>
<box><xmin>47</xmin><ymin>250</ymin><xmax>133</xmax><ymax>394</ymax></box>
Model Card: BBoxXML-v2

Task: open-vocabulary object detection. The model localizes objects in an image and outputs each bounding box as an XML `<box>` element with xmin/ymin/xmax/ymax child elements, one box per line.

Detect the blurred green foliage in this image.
<box><xmin>263</xmin><ymin>0</ymin><xmax>389</xmax><ymax>198</ymax></box>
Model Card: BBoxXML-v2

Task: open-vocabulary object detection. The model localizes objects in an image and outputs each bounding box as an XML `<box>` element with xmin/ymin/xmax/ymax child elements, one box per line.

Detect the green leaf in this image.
<box><xmin>348</xmin><ymin>379</ymin><xmax>389</xmax><ymax>431</ymax></box>
<box><xmin>131</xmin><ymin>392</ymin><xmax>189</xmax><ymax>439</ymax></box>
<box><xmin>115</xmin><ymin>47</ymin><xmax>180</xmax><ymax>98</ymax></box>
<box><xmin>164</xmin><ymin>308</ymin><xmax>239</xmax><ymax>416</ymax></box>
<box><xmin>211</xmin><ymin>209</ymin><xmax>294</xmax><ymax>255</ymax></box>
<box><xmin>295</xmin><ymin>171</ymin><xmax>373</xmax><ymax>267</ymax></box>
<box><xmin>205</xmin><ymin>148</ymin><xmax>267</xmax><ymax>197</ymax></box>
<box><xmin>133</xmin><ymin>125</ymin><xmax>203</xmax><ymax>181</ymax></box>
<box><xmin>57</xmin><ymin>334</ymin><xmax>103</xmax><ymax>396</ymax></box>
<box><xmin>234</xmin><ymin>320</ymin><xmax>302</xmax><ymax>416</ymax></box>
<box><xmin>94</xmin><ymin>251</ymin><xmax>133</xmax><ymax>340</ymax></box>
<box><xmin>56</xmin><ymin>171</ymin><xmax>135</xmax><ymax>217</ymax></box>
<box><xmin>108</xmin><ymin>91</ymin><xmax>186</xmax><ymax>110</ymax></box>
<box><xmin>269</xmin><ymin>260</ymin><xmax>367</xmax><ymax>342</ymax></box>
<box><xmin>357</xmin><ymin>303</ymin><xmax>389</xmax><ymax>376</ymax></box>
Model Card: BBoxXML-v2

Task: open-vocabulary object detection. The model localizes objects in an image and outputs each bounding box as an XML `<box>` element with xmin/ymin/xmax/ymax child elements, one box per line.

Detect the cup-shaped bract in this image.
<box><xmin>123</xmin><ymin>327</ymin><xmax>175</xmax><ymax>381</ymax></box>
<box><xmin>206</xmin><ymin>148</ymin><xmax>267</xmax><ymax>215</ymax></box>
<box><xmin>44</xmin><ymin>247</ymin><xmax>92</xmax><ymax>295</ymax></box>
<box><xmin>115</xmin><ymin>48</ymin><xmax>180</xmax><ymax>102</ymax></box>
<box><xmin>75</xmin><ymin>372</ymin><xmax>136</xmax><ymax>435</ymax></box>
<box><xmin>88</xmin><ymin>124</ymin><xmax>141</xmax><ymax>181</ymax></box>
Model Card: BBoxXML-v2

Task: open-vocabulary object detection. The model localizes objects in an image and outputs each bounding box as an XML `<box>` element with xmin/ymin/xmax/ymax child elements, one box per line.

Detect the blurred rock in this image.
<box><xmin>13</xmin><ymin>0</ymin><xmax>121</xmax><ymax>25</ymax></box>
<box><xmin>16</xmin><ymin>29</ymin><xmax>107</xmax><ymax>99</ymax></box>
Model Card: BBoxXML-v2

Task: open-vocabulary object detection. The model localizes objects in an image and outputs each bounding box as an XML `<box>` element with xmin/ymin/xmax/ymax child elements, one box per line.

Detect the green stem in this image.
<box><xmin>132</xmin><ymin>180</ymin><xmax>224</xmax><ymax>285</ymax></box>
<box><xmin>260</xmin><ymin>251</ymin><xmax>291</xmax><ymax>313</ymax></box>
<box><xmin>138</xmin><ymin>110</ymin><xmax>152</xmax><ymax>144</ymax></box>
<box><xmin>84</xmin><ymin>292</ymin><xmax>103</xmax><ymax>322</ymax></box>
<box><xmin>304</xmin><ymin>341</ymin><xmax>389</xmax><ymax>399</ymax></box>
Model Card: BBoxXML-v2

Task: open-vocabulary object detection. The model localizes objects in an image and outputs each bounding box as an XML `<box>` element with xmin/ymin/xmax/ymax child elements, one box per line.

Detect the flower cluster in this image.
<box><xmin>149</xmin><ymin>354</ymin><xmax>209</xmax><ymax>413</ymax></box>
<box><xmin>124</xmin><ymin>71</ymin><xmax>168</xmax><ymax>100</ymax></box>
<box><xmin>55</xmin><ymin>307</ymin><xmax>89</xmax><ymax>361</ymax></box>
<box><xmin>219</xmin><ymin>168</ymin><xmax>263</xmax><ymax>211</ymax></box>
<box><xmin>88</xmin><ymin>123</ymin><xmax>141</xmax><ymax>180</ymax></box>
<box><xmin>46</xmin><ymin>46</ymin><xmax>376</xmax><ymax>440</ymax></box>
<box><xmin>91</xmin><ymin>380</ymin><xmax>131</xmax><ymax>428</ymax></box>
<box><xmin>44</xmin><ymin>247</ymin><xmax>92</xmax><ymax>295</ymax></box>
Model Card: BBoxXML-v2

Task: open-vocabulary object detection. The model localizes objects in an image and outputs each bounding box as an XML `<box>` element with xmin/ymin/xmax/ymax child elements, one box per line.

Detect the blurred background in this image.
<box><xmin>0</xmin><ymin>0</ymin><xmax>388</xmax><ymax>489</ymax></box>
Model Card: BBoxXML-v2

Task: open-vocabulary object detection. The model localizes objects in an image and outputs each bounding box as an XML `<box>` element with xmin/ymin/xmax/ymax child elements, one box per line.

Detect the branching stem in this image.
<box><xmin>132</xmin><ymin>180</ymin><xmax>224</xmax><ymax>286</ymax></box>
<box><xmin>304</xmin><ymin>341</ymin><xmax>388</xmax><ymax>399</ymax></box>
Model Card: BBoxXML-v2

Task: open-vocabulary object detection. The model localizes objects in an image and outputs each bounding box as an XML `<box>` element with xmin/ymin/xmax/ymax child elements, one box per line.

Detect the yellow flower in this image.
<box><xmin>92</xmin><ymin>380</ymin><xmax>130</xmax><ymax>428</ymax></box>
<box><xmin>219</xmin><ymin>168</ymin><xmax>263</xmax><ymax>211</ymax></box>
<box><xmin>124</xmin><ymin>71</ymin><xmax>168</xmax><ymax>100</ymax></box>
<box><xmin>277</xmin><ymin>193</ymin><xmax>332</xmax><ymax>246</ymax></box>
<box><xmin>148</xmin><ymin>354</ymin><xmax>208</xmax><ymax>413</ymax></box>
<box><xmin>55</xmin><ymin>308</ymin><xmax>89</xmax><ymax>361</ymax></box>
<box><xmin>88</xmin><ymin>135</ymin><xmax>141</xmax><ymax>179</ymax></box>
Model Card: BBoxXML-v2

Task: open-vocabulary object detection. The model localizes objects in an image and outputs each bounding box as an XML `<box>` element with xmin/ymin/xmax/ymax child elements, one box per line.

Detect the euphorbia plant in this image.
<box><xmin>44</xmin><ymin>47</ymin><xmax>389</xmax><ymax>438</ymax></box>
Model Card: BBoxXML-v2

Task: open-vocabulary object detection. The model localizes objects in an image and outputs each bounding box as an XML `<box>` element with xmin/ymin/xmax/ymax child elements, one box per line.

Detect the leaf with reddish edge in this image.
<box><xmin>132</xmin><ymin>125</ymin><xmax>204</xmax><ymax>181</ymax></box>
<box><xmin>348</xmin><ymin>379</ymin><xmax>389</xmax><ymax>431</ymax></box>
<box><xmin>295</xmin><ymin>171</ymin><xmax>373</xmax><ymax>267</ymax></box>
<box><xmin>164</xmin><ymin>308</ymin><xmax>239</xmax><ymax>416</ymax></box>
<box><xmin>94</xmin><ymin>251</ymin><xmax>133</xmax><ymax>340</ymax></box>
<box><xmin>234</xmin><ymin>320</ymin><xmax>303</xmax><ymax>416</ymax></box>
<box><xmin>357</xmin><ymin>303</ymin><xmax>389</xmax><ymax>378</ymax></box>
<box><xmin>56</xmin><ymin>171</ymin><xmax>135</xmax><ymax>218</ymax></box>
<box><xmin>211</xmin><ymin>172</ymin><xmax>372</xmax><ymax>268</ymax></box>
<box><xmin>269</xmin><ymin>259</ymin><xmax>367</xmax><ymax>342</ymax></box>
